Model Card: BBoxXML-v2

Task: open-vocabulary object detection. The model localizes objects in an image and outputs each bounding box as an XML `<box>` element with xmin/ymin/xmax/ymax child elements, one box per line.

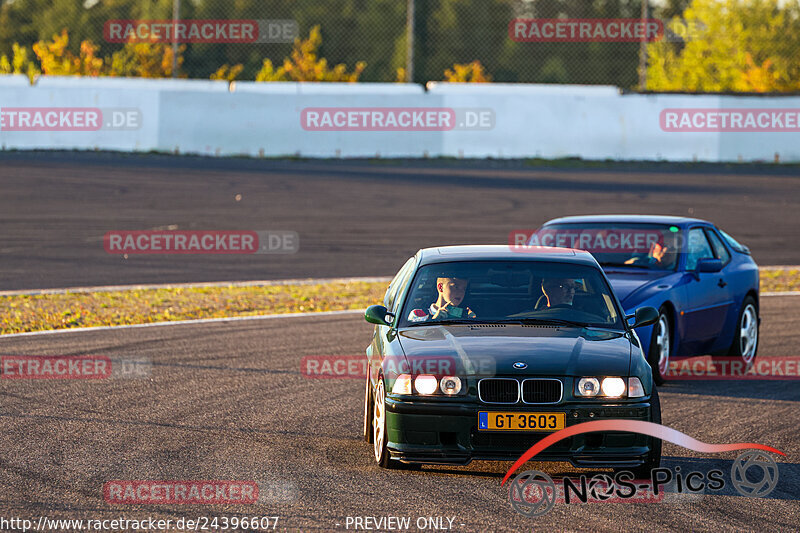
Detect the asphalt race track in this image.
<box><xmin>1</xmin><ymin>153</ymin><xmax>798</xmax><ymax>531</ymax></box>
<box><xmin>1</xmin><ymin>152</ymin><xmax>800</xmax><ymax>290</ymax></box>
<box><xmin>0</xmin><ymin>295</ymin><xmax>798</xmax><ymax>531</ymax></box>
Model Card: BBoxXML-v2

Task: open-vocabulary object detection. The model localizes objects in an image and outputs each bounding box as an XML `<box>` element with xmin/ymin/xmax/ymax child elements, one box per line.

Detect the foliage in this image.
<box><xmin>0</xmin><ymin>42</ymin><xmax>40</xmax><ymax>82</ymax></box>
<box><xmin>443</xmin><ymin>60</ymin><xmax>491</xmax><ymax>82</ymax></box>
<box><xmin>32</xmin><ymin>29</ymin><xmax>103</xmax><ymax>76</ymax></box>
<box><xmin>107</xmin><ymin>40</ymin><xmax>185</xmax><ymax>78</ymax></box>
<box><xmin>5</xmin><ymin>0</ymin><xmax>797</xmax><ymax>91</ymax></box>
<box><xmin>21</xmin><ymin>29</ymin><xmax>183</xmax><ymax>79</ymax></box>
<box><xmin>210</xmin><ymin>63</ymin><xmax>244</xmax><ymax>81</ymax></box>
<box><xmin>255</xmin><ymin>25</ymin><xmax>365</xmax><ymax>82</ymax></box>
<box><xmin>646</xmin><ymin>0</ymin><xmax>800</xmax><ymax>92</ymax></box>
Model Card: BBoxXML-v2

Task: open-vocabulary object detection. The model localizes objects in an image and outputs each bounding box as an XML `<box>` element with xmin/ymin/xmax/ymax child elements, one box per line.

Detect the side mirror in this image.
<box><xmin>365</xmin><ymin>304</ymin><xmax>395</xmax><ymax>326</ymax></box>
<box><xmin>696</xmin><ymin>258</ymin><xmax>723</xmax><ymax>273</ymax></box>
<box><xmin>629</xmin><ymin>306</ymin><xmax>659</xmax><ymax>328</ymax></box>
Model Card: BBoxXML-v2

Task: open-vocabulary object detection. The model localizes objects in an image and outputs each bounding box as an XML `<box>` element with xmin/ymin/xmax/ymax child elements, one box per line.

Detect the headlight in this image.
<box><xmin>414</xmin><ymin>374</ymin><xmax>438</xmax><ymax>395</ymax></box>
<box><xmin>627</xmin><ymin>377</ymin><xmax>645</xmax><ymax>398</ymax></box>
<box><xmin>440</xmin><ymin>376</ymin><xmax>462</xmax><ymax>395</ymax></box>
<box><xmin>577</xmin><ymin>377</ymin><xmax>600</xmax><ymax>397</ymax></box>
<box><xmin>391</xmin><ymin>374</ymin><xmax>412</xmax><ymax>394</ymax></box>
<box><xmin>601</xmin><ymin>377</ymin><xmax>626</xmax><ymax>397</ymax></box>
<box><xmin>576</xmin><ymin>376</ymin><xmax>638</xmax><ymax>398</ymax></box>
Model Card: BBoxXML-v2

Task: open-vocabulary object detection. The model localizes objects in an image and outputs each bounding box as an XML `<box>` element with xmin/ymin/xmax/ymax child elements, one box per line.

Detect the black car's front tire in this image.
<box><xmin>363</xmin><ymin>371</ymin><xmax>373</xmax><ymax>443</ymax></box>
<box><xmin>368</xmin><ymin>378</ymin><xmax>419</xmax><ymax>470</ymax></box>
<box><xmin>648</xmin><ymin>307</ymin><xmax>672</xmax><ymax>385</ymax></box>
<box><xmin>372</xmin><ymin>379</ymin><xmax>394</xmax><ymax>468</ymax></box>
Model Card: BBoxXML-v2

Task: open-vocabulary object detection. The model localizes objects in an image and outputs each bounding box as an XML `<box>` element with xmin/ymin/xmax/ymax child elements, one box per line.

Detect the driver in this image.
<box><xmin>624</xmin><ymin>241</ymin><xmax>670</xmax><ymax>267</ymax></box>
<box><xmin>408</xmin><ymin>277</ymin><xmax>477</xmax><ymax>322</ymax></box>
<box><xmin>541</xmin><ymin>277</ymin><xmax>578</xmax><ymax>308</ymax></box>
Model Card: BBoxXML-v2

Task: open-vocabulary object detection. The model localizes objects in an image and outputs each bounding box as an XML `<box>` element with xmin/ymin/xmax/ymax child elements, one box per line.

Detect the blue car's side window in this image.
<box><xmin>706</xmin><ymin>230</ymin><xmax>731</xmax><ymax>265</ymax></box>
<box><xmin>686</xmin><ymin>228</ymin><xmax>714</xmax><ymax>270</ymax></box>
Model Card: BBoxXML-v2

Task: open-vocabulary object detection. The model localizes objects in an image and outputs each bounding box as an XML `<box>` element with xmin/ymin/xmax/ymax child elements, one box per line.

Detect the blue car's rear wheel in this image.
<box><xmin>727</xmin><ymin>296</ymin><xmax>759</xmax><ymax>364</ymax></box>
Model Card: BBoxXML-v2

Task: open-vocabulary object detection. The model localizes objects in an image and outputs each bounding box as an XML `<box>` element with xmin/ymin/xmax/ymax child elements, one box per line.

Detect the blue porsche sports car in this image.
<box><xmin>534</xmin><ymin>216</ymin><xmax>760</xmax><ymax>384</ymax></box>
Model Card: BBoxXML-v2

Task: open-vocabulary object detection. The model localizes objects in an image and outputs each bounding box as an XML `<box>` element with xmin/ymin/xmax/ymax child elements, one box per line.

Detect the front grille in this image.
<box><xmin>522</xmin><ymin>379</ymin><xmax>563</xmax><ymax>404</ymax></box>
<box><xmin>478</xmin><ymin>378</ymin><xmax>519</xmax><ymax>403</ymax></box>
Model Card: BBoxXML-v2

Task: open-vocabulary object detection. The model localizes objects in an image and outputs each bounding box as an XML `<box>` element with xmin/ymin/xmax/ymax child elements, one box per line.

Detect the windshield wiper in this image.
<box><xmin>497</xmin><ymin>317</ymin><xmax>590</xmax><ymax>328</ymax></box>
<box><xmin>406</xmin><ymin>318</ymin><xmax>478</xmax><ymax>326</ymax></box>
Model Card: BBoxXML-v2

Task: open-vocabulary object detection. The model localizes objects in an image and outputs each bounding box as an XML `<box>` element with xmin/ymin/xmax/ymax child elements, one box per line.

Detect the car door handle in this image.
<box><xmin>718</xmin><ymin>279</ymin><xmax>727</xmax><ymax>288</ymax></box>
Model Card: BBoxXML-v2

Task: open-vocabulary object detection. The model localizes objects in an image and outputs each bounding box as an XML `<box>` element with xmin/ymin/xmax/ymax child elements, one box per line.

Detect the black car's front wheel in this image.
<box><xmin>372</xmin><ymin>379</ymin><xmax>393</xmax><ymax>468</ymax></box>
<box><xmin>648</xmin><ymin>308</ymin><xmax>671</xmax><ymax>385</ymax></box>
<box><xmin>363</xmin><ymin>371</ymin><xmax>373</xmax><ymax>443</ymax></box>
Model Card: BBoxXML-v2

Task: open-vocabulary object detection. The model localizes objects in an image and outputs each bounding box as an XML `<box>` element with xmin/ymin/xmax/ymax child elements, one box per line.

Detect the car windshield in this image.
<box><xmin>398</xmin><ymin>261</ymin><xmax>624</xmax><ymax>329</ymax></box>
<box><xmin>532</xmin><ymin>223</ymin><xmax>682</xmax><ymax>270</ymax></box>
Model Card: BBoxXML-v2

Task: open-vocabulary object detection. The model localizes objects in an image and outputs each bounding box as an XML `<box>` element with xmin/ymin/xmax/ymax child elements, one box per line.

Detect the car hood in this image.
<box><xmin>396</xmin><ymin>325</ymin><xmax>631</xmax><ymax>377</ymax></box>
<box><xmin>604</xmin><ymin>270</ymin><xmax>672</xmax><ymax>306</ymax></box>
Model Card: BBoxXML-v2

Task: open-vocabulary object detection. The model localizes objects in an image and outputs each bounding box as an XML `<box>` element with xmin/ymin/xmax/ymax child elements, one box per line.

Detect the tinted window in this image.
<box><xmin>706</xmin><ymin>230</ymin><xmax>731</xmax><ymax>264</ymax></box>
<box><xmin>399</xmin><ymin>261</ymin><xmax>623</xmax><ymax>329</ymax></box>
<box><xmin>686</xmin><ymin>228</ymin><xmax>714</xmax><ymax>270</ymax></box>
<box><xmin>536</xmin><ymin>223</ymin><xmax>681</xmax><ymax>270</ymax></box>
<box><xmin>719</xmin><ymin>229</ymin><xmax>748</xmax><ymax>253</ymax></box>
<box><xmin>385</xmin><ymin>257</ymin><xmax>415</xmax><ymax>311</ymax></box>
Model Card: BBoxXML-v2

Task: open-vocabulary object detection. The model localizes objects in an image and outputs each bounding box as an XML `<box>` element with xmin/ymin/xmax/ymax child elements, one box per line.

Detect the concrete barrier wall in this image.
<box><xmin>1</xmin><ymin>76</ymin><xmax>798</xmax><ymax>162</ymax></box>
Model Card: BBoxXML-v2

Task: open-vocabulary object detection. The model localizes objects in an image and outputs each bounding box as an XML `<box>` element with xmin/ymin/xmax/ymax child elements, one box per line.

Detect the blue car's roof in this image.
<box><xmin>417</xmin><ymin>245</ymin><xmax>599</xmax><ymax>267</ymax></box>
<box><xmin>543</xmin><ymin>215</ymin><xmax>711</xmax><ymax>227</ymax></box>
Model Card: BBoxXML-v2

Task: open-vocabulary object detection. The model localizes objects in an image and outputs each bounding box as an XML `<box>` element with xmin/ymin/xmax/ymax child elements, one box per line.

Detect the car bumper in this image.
<box><xmin>384</xmin><ymin>397</ymin><xmax>655</xmax><ymax>467</ymax></box>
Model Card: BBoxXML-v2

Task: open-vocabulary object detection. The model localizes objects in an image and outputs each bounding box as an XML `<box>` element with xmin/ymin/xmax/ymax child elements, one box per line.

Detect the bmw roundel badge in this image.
<box><xmin>513</xmin><ymin>361</ymin><xmax>527</xmax><ymax>370</ymax></box>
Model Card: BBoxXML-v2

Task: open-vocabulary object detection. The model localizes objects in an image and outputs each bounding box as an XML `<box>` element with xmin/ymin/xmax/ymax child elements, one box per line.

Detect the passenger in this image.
<box><xmin>408</xmin><ymin>277</ymin><xmax>477</xmax><ymax>322</ymax></box>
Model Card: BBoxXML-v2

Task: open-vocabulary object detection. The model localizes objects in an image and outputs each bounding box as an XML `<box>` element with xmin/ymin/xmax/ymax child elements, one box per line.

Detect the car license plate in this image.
<box><xmin>478</xmin><ymin>412</ymin><xmax>565</xmax><ymax>431</ymax></box>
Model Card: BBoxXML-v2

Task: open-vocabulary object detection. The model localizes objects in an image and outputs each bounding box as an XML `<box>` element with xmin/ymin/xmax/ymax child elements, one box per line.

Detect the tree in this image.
<box><xmin>646</xmin><ymin>0</ymin><xmax>800</xmax><ymax>92</ymax></box>
<box><xmin>443</xmin><ymin>60</ymin><xmax>492</xmax><ymax>82</ymax></box>
<box><xmin>255</xmin><ymin>25</ymin><xmax>365</xmax><ymax>82</ymax></box>
<box><xmin>107</xmin><ymin>39</ymin><xmax>184</xmax><ymax>78</ymax></box>
<box><xmin>32</xmin><ymin>29</ymin><xmax>103</xmax><ymax>76</ymax></box>
<box><xmin>0</xmin><ymin>42</ymin><xmax>40</xmax><ymax>82</ymax></box>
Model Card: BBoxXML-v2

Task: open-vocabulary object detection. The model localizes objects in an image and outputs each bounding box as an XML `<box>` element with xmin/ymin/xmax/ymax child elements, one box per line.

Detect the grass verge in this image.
<box><xmin>0</xmin><ymin>281</ymin><xmax>387</xmax><ymax>335</ymax></box>
<box><xmin>1</xmin><ymin>269</ymin><xmax>798</xmax><ymax>335</ymax></box>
